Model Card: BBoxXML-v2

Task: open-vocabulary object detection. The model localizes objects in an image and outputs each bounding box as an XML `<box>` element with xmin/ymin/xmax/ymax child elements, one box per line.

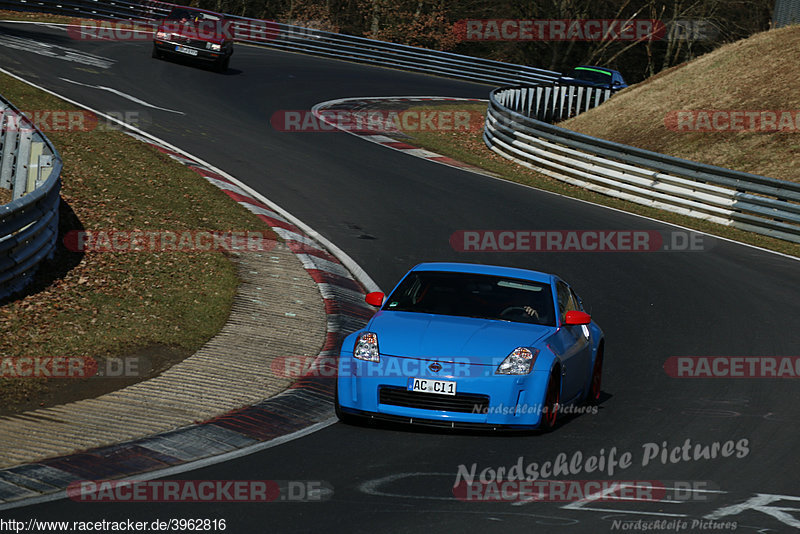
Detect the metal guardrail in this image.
<box><xmin>499</xmin><ymin>84</ymin><xmax>614</xmax><ymax>123</ymax></box>
<box><xmin>774</xmin><ymin>0</ymin><xmax>800</xmax><ymax>27</ymax></box>
<box><xmin>0</xmin><ymin>0</ymin><xmax>562</xmax><ymax>86</ymax></box>
<box><xmin>485</xmin><ymin>86</ymin><xmax>800</xmax><ymax>244</ymax></box>
<box><xmin>0</xmin><ymin>95</ymin><xmax>62</xmax><ymax>300</ymax></box>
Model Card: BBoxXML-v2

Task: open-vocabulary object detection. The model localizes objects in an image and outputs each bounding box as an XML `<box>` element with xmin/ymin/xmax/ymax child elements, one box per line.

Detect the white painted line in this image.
<box><xmin>295</xmin><ymin>253</ymin><xmax>353</xmax><ymax>279</ymax></box>
<box><xmin>312</xmin><ymin>96</ymin><xmax>799</xmax><ymax>263</ymax></box>
<box><xmin>0</xmin><ymin>418</ymin><xmax>338</xmax><ymax>511</ymax></box>
<box><xmin>273</xmin><ymin>227</ymin><xmax>320</xmax><ymax>246</ymax></box>
<box><xmin>317</xmin><ymin>283</ymin><xmax>374</xmax><ymax>304</ymax></box>
<box><xmin>0</xmin><ymin>67</ymin><xmax>382</xmax><ymax>292</ymax></box>
<box><xmin>400</xmin><ymin>148</ymin><xmax>444</xmax><ymax>158</ymax></box>
<box><xmin>561</xmin><ymin>506</ymin><xmax>687</xmax><ymax>518</ymax></box>
<box><xmin>0</xmin><ymin>34</ymin><xmax>114</xmax><ymax>69</ymax></box>
<box><xmin>241</xmin><ymin>204</ymin><xmax>290</xmax><ymax>224</ymax></box>
<box><xmin>59</xmin><ymin>77</ymin><xmax>184</xmax><ymax>114</ymax></box>
<box><xmin>359</xmin><ymin>135</ymin><xmax>398</xmax><ymax>143</ymax></box>
<box><xmin>203</xmin><ymin>176</ymin><xmax>249</xmax><ymax>196</ymax></box>
<box><xmin>0</xmin><ymin>68</ymin><xmax>381</xmax><ymax>507</ymax></box>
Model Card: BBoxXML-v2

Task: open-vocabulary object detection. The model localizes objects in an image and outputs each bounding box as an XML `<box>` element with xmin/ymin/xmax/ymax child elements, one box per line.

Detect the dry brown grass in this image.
<box><xmin>562</xmin><ymin>25</ymin><xmax>800</xmax><ymax>183</ymax></box>
<box><xmin>0</xmin><ymin>72</ymin><xmax>278</xmax><ymax>413</ymax></box>
<box><xmin>0</xmin><ymin>10</ymin><xmax>80</xmax><ymax>24</ymax></box>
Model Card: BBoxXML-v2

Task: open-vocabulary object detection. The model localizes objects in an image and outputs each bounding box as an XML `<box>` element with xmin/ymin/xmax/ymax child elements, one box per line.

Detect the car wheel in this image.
<box><xmin>333</xmin><ymin>379</ymin><xmax>358</xmax><ymax>425</ymax></box>
<box><xmin>587</xmin><ymin>349</ymin><xmax>603</xmax><ymax>404</ymax></box>
<box><xmin>214</xmin><ymin>56</ymin><xmax>229</xmax><ymax>73</ymax></box>
<box><xmin>540</xmin><ymin>367</ymin><xmax>561</xmax><ymax>431</ymax></box>
<box><xmin>151</xmin><ymin>46</ymin><xmax>161</xmax><ymax>59</ymax></box>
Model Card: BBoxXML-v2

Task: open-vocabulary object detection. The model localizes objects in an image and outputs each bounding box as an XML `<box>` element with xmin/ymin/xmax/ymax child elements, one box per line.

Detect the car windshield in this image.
<box><xmin>384</xmin><ymin>271</ymin><xmax>556</xmax><ymax>326</ymax></box>
<box><xmin>568</xmin><ymin>68</ymin><xmax>612</xmax><ymax>84</ymax></box>
<box><xmin>166</xmin><ymin>8</ymin><xmax>221</xmax><ymax>22</ymax></box>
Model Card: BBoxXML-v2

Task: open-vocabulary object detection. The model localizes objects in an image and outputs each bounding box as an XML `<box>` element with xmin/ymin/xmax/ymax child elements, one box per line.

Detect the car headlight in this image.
<box><xmin>207</xmin><ymin>42</ymin><xmax>222</xmax><ymax>51</ymax></box>
<box><xmin>496</xmin><ymin>347</ymin><xmax>539</xmax><ymax>375</ymax></box>
<box><xmin>156</xmin><ymin>31</ymin><xmax>169</xmax><ymax>40</ymax></box>
<box><xmin>354</xmin><ymin>332</ymin><xmax>380</xmax><ymax>362</ymax></box>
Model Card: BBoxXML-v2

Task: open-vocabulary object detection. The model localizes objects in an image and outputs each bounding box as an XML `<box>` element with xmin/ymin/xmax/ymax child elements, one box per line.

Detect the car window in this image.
<box><xmin>570</xmin><ymin>68</ymin><xmax>611</xmax><ymax>84</ymax></box>
<box><xmin>556</xmin><ymin>281</ymin><xmax>579</xmax><ymax>324</ymax></box>
<box><xmin>385</xmin><ymin>271</ymin><xmax>556</xmax><ymax>326</ymax></box>
<box><xmin>570</xmin><ymin>288</ymin><xmax>584</xmax><ymax>311</ymax></box>
<box><xmin>167</xmin><ymin>8</ymin><xmax>221</xmax><ymax>22</ymax></box>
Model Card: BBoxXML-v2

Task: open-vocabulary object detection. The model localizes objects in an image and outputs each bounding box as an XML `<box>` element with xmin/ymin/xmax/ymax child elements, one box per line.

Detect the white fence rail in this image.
<box><xmin>2</xmin><ymin>0</ymin><xmax>562</xmax><ymax>86</ymax></box>
<box><xmin>485</xmin><ymin>86</ymin><xmax>800</xmax><ymax>244</ymax></box>
<box><xmin>0</xmin><ymin>95</ymin><xmax>62</xmax><ymax>300</ymax></box>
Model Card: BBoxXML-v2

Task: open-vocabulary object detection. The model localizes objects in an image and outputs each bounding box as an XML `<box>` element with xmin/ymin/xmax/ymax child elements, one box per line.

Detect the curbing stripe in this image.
<box><xmin>0</xmin><ymin>78</ymin><xmax>373</xmax><ymax>509</ymax></box>
<box><xmin>311</xmin><ymin>96</ymin><xmax>489</xmax><ymax>175</ymax></box>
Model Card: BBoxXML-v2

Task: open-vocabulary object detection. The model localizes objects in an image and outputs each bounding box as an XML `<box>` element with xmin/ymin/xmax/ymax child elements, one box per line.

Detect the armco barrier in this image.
<box><xmin>0</xmin><ymin>0</ymin><xmax>561</xmax><ymax>86</ymax></box>
<box><xmin>485</xmin><ymin>85</ymin><xmax>800</xmax><ymax>244</ymax></box>
<box><xmin>498</xmin><ymin>84</ymin><xmax>614</xmax><ymax>123</ymax></box>
<box><xmin>0</xmin><ymin>94</ymin><xmax>62</xmax><ymax>300</ymax></box>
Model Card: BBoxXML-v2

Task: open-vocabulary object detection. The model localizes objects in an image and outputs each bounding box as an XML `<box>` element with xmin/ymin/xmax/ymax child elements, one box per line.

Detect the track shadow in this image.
<box><xmin>0</xmin><ymin>24</ymin><xmax>77</xmax><ymax>46</ymax></box>
<box><xmin>153</xmin><ymin>53</ymin><xmax>243</xmax><ymax>75</ymax></box>
<box><xmin>338</xmin><ymin>391</ymin><xmax>614</xmax><ymax>437</ymax></box>
<box><xmin>0</xmin><ymin>198</ymin><xmax>84</xmax><ymax>306</ymax></box>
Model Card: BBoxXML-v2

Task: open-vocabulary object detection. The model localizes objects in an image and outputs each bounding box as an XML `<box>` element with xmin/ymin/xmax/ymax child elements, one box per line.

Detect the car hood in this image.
<box><xmin>367</xmin><ymin>311</ymin><xmax>552</xmax><ymax>363</ymax></box>
<box><xmin>157</xmin><ymin>23</ymin><xmax>228</xmax><ymax>43</ymax></box>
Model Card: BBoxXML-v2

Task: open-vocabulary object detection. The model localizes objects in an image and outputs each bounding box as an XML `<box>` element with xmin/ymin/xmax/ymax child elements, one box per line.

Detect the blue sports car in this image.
<box><xmin>335</xmin><ymin>263</ymin><xmax>604</xmax><ymax>430</ymax></box>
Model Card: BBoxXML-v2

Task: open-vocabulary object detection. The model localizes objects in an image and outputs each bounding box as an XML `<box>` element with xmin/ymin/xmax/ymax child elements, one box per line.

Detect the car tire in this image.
<box><xmin>587</xmin><ymin>348</ymin><xmax>603</xmax><ymax>405</ymax></box>
<box><xmin>333</xmin><ymin>379</ymin><xmax>358</xmax><ymax>425</ymax></box>
<box><xmin>151</xmin><ymin>46</ymin><xmax>161</xmax><ymax>59</ymax></box>
<box><xmin>540</xmin><ymin>367</ymin><xmax>561</xmax><ymax>431</ymax></box>
<box><xmin>214</xmin><ymin>56</ymin><xmax>229</xmax><ymax>73</ymax></box>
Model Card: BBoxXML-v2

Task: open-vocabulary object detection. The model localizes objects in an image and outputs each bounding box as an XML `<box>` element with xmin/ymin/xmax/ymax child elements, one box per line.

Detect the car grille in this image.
<box><xmin>169</xmin><ymin>35</ymin><xmax>208</xmax><ymax>48</ymax></box>
<box><xmin>378</xmin><ymin>386</ymin><xmax>489</xmax><ymax>413</ymax></box>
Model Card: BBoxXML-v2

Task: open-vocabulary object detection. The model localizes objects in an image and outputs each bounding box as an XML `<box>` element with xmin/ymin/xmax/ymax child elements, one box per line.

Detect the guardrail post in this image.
<box><xmin>535</xmin><ymin>87</ymin><xmax>543</xmax><ymax>121</ymax></box>
<box><xmin>0</xmin><ymin>113</ymin><xmax>15</xmax><ymax>191</ymax></box>
<box><xmin>12</xmin><ymin>129</ymin><xmax>32</xmax><ymax>200</ymax></box>
<box><xmin>27</xmin><ymin>141</ymin><xmax>44</xmax><ymax>194</ymax></box>
<box><xmin>37</xmin><ymin>154</ymin><xmax>54</xmax><ymax>186</ymax></box>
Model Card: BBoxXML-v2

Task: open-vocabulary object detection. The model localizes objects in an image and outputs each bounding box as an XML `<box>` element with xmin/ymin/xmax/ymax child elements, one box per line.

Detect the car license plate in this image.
<box><xmin>175</xmin><ymin>46</ymin><xmax>198</xmax><ymax>56</ymax></box>
<box><xmin>408</xmin><ymin>378</ymin><xmax>456</xmax><ymax>396</ymax></box>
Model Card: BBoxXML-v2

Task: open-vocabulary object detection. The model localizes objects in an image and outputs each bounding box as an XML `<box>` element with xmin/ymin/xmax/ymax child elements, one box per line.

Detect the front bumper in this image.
<box><xmin>337</xmin><ymin>353</ymin><xmax>551</xmax><ymax>428</ymax></box>
<box><xmin>154</xmin><ymin>40</ymin><xmax>232</xmax><ymax>62</ymax></box>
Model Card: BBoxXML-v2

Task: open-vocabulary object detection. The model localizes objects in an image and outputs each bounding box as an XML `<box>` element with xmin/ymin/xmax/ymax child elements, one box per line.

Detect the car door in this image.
<box><xmin>551</xmin><ymin>280</ymin><xmax>592</xmax><ymax>402</ymax></box>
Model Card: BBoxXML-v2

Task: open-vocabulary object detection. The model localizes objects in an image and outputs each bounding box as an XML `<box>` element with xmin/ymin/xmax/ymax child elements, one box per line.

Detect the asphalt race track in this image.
<box><xmin>1</xmin><ymin>22</ymin><xmax>799</xmax><ymax>533</ymax></box>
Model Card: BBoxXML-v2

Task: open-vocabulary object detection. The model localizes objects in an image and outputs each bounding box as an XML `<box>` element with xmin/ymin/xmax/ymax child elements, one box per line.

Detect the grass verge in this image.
<box><xmin>401</xmin><ymin>102</ymin><xmax>799</xmax><ymax>258</ymax></box>
<box><xmin>0</xmin><ymin>72</ymin><xmax>279</xmax><ymax>414</ymax></box>
<box><xmin>561</xmin><ymin>26</ymin><xmax>800</xmax><ymax>183</ymax></box>
<box><xmin>0</xmin><ymin>10</ymin><xmax>79</xmax><ymax>25</ymax></box>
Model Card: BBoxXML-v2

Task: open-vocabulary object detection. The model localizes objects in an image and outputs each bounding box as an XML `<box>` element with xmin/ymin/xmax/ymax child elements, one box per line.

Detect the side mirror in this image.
<box><xmin>365</xmin><ymin>292</ymin><xmax>385</xmax><ymax>307</ymax></box>
<box><xmin>565</xmin><ymin>310</ymin><xmax>591</xmax><ymax>325</ymax></box>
